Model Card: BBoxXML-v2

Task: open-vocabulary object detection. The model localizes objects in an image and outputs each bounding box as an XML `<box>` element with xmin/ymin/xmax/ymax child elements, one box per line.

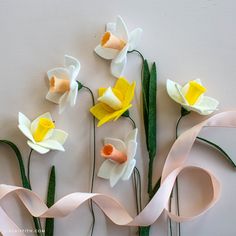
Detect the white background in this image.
<box><xmin>0</xmin><ymin>0</ymin><xmax>236</xmax><ymax>235</ymax></box>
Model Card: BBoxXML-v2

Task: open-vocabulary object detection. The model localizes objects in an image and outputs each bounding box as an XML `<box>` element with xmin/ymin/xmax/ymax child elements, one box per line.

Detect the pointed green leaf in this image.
<box><xmin>148</xmin><ymin>63</ymin><xmax>157</xmax><ymax>160</ymax></box>
<box><xmin>0</xmin><ymin>140</ymin><xmax>42</xmax><ymax>235</ymax></box>
<box><xmin>142</xmin><ymin>59</ymin><xmax>150</xmax><ymax>148</ymax></box>
<box><xmin>45</xmin><ymin>166</ymin><xmax>56</xmax><ymax>236</ymax></box>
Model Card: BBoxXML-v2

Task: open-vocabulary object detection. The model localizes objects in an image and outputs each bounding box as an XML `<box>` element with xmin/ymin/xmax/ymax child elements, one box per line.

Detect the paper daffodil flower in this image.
<box><xmin>98</xmin><ymin>128</ymin><xmax>138</xmax><ymax>187</ymax></box>
<box><xmin>90</xmin><ymin>77</ymin><xmax>136</xmax><ymax>127</ymax></box>
<box><xmin>166</xmin><ymin>79</ymin><xmax>219</xmax><ymax>115</ymax></box>
<box><xmin>46</xmin><ymin>55</ymin><xmax>80</xmax><ymax>113</ymax></box>
<box><xmin>18</xmin><ymin>112</ymin><xmax>68</xmax><ymax>154</ymax></box>
<box><xmin>94</xmin><ymin>15</ymin><xmax>142</xmax><ymax>78</ymax></box>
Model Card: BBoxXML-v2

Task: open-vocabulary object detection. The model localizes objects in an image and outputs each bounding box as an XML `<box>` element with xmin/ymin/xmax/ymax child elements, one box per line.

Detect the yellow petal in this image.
<box><xmin>123</xmin><ymin>81</ymin><xmax>136</xmax><ymax>106</ymax></box>
<box><xmin>90</xmin><ymin>103</ymin><xmax>112</xmax><ymax>121</ymax></box>
<box><xmin>114</xmin><ymin>105</ymin><xmax>132</xmax><ymax>121</ymax></box>
<box><xmin>98</xmin><ymin>88</ymin><xmax>107</xmax><ymax>97</ymax></box>
<box><xmin>97</xmin><ymin>112</ymin><xmax>119</xmax><ymax>127</ymax></box>
<box><xmin>114</xmin><ymin>77</ymin><xmax>131</xmax><ymax>96</ymax></box>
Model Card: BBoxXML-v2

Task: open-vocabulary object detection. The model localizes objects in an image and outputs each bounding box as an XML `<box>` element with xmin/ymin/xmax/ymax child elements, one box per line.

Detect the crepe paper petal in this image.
<box><xmin>123</xmin><ymin>82</ymin><xmax>136</xmax><ymax>107</ymax></box>
<box><xmin>59</xmin><ymin>92</ymin><xmax>69</xmax><ymax>114</ymax></box>
<box><xmin>90</xmin><ymin>103</ymin><xmax>111</xmax><ymax>120</ymax></box>
<box><xmin>47</xmin><ymin>68</ymin><xmax>70</xmax><ymax>82</ymax></box>
<box><xmin>46</xmin><ymin>91</ymin><xmax>62</xmax><ymax>104</ymax></box>
<box><xmin>114</xmin><ymin>77</ymin><xmax>131</xmax><ymax>97</ymax></box>
<box><xmin>49</xmin><ymin>129</ymin><xmax>68</xmax><ymax>145</ymax></box>
<box><xmin>128</xmin><ymin>28</ymin><xmax>143</xmax><ymax>51</ymax></box>
<box><xmin>98</xmin><ymin>111</ymin><xmax>121</xmax><ymax>127</ymax></box>
<box><xmin>113</xmin><ymin>44</ymin><xmax>129</xmax><ymax>64</ymax></box>
<box><xmin>104</xmin><ymin>138</ymin><xmax>126</xmax><ymax>152</ymax></box>
<box><xmin>166</xmin><ymin>79</ymin><xmax>219</xmax><ymax>115</ymax></box>
<box><xmin>110</xmin><ymin>163</ymin><xmax>127</xmax><ymax>187</ymax></box>
<box><xmin>113</xmin><ymin>104</ymin><xmax>132</xmax><ymax>121</ymax></box>
<box><xmin>69</xmin><ymin>82</ymin><xmax>79</xmax><ymax>106</ymax></box>
<box><xmin>94</xmin><ymin>45</ymin><xmax>119</xmax><ymax>60</ymax></box>
<box><xmin>111</xmin><ymin>56</ymin><xmax>127</xmax><ymax>78</ymax></box>
<box><xmin>106</xmin><ymin>22</ymin><xmax>116</xmax><ymax>33</ymax></box>
<box><xmin>126</xmin><ymin>141</ymin><xmax>137</xmax><ymax>161</ymax></box>
<box><xmin>64</xmin><ymin>55</ymin><xmax>80</xmax><ymax>80</ymax></box>
<box><xmin>31</xmin><ymin>112</ymin><xmax>53</xmax><ymax>134</ymax></box>
<box><xmin>18</xmin><ymin>112</ymin><xmax>31</xmax><ymax>128</ymax></box>
<box><xmin>27</xmin><ymin>141</ymin><xmax>50</xmax><ymax>154</ymax></box>
<box><xmin>124</xmin><ymin>128</ymin><xmax>138</xmax><ymax>145</ymax></box>
<box><xmin>122</xmin><ymin>159</ymin><xmax>136</xmax><ymax>181</ymax></box>
<box><xmin>38</xmin><ymin>140</ymin><xmax>65</xmax><ymax>152</ymax></box>
<box><xmin>115</xmin><ymin>16</ymin><xmax>129</xmax><ymax>42</ymax></box>
<box><xmin>97</xmin><ymin>160</ymin><xmax>114</xmax><ymax>179</ymax></box>
<box><xmin>18</xmin><ymin>125</ymin><xmax>35</xmax><ymax>143</ymax></box>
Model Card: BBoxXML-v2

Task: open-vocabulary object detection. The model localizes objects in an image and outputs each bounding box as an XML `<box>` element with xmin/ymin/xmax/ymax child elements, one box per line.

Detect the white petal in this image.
<box><xmin>49</xmin><ymin>129</ymin><xmax>68</xmax><ymax>145</ymax></box>
<box><xmin>59</xmin><ymin>92</ymin><xmax>69</xmax><ymax>114</ymax></box>
<box><xmin>111</xmin><ymin>56</ymin><xmax>127</xmax><ymax>78</ymax></box>
<box><xmin>166</xmin><ymin>79</ymin><xmax>184</xmax><ymax>105</ymax></box>
<box><xmin>18</xmin><ymin>112</ymin><xmax>31</xmax><ymax>128</ymax></box>
<box><xmin>126</xmin><ymin>140</ymin><xmax>137</xmax><ymax>161</ymax></box>
<box><xmin>104</xmin><ymin>137</ymin><xmax>126</xmax><ymax>152</ymax></box>
<box><xmin>128</xmin><ymin>28</ymin><xmax>142</xmax><ymax>51</ymax></box>
<box><xmin>64</xmin><ymin>55</ymin><xmax>80</xmax><ymax>80</ymax></box>
<box><xmin>106</xmin><ymin>22</ymin><xmax>116</xmax><ymax>33</ymax></box>
<box><xmin>113</xmin><ymin>44</ymin><xmax>129</xmax><ymax>64</ymax></box>
<box><xmin>31</xmin><ymin>112</ymin><xmax>53</xmax><ymax>134</ymax></box>
<box><xmin>38</xmin><ymin>139</ymin><xmax>65</xmax><ymax>151</ymax></box>
<box><xmin>125</xmin><ymin>128</ymin><xmax>138</xmax><ymax>145</ymax></box>
<box><xmin>122</xmin><ymin>159</ymin><xmax>136</xmax><ymax>181</ymax></box>
<box><xmin>115</xmin><ymin>16</ymin><xmax>128</xmax><ymax>42</ymax></box>
<box><xmin>18</xmin><ymin>125</ymin><xmax>34</xmax><ymax>142</ymax></box>
<box><xmin>46</xmin><ymin>91</ymin><xmax>62</xmax><ymax>104</ymax></box>
<box><xmin>110</xmin><ymin>163</ymin><xmax>127</xmax><ymax>187</ymax></box>
<box><xmin>27</xmin><ymin>141</ymin><xmax>49</xmax><ymax>154</ymax></box>
<box><xmin>47</xmin><ymin>67</ymin><xmax>70</xmax><ymax>81</ymax></box>
<box><xmin>193</xmin><ymin>96</ymin><xmax>219</xmax><ymax>115</ymax></box>
<box><xmin>94</xmin><ymin>45</ymin><xmax>118</xmax><ymax>60</ymax></box>
<box><xmin>69</xmin><ymin>82</ymin><xmax>78</xmax><ymax>106</ymax></box>
<box><xmin>97</xmin><ymin>160</ymin><xmax>114</xmax><ymax>179</ymax></box>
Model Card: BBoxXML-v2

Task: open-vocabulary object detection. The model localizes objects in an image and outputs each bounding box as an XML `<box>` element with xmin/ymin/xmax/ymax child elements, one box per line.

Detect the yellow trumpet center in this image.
<box><xmin>184</xmin><ymin>81</ymin><xmax>206</xmax><ymax>105</ymax></box>
<box><xmin>33</xmin><ymin>118</ymin><xmax>55</xmax><ymax>142</ymax></box>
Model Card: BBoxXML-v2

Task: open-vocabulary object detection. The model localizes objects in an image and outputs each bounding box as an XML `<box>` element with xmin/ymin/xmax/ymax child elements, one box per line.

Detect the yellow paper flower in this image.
<box><xmin>90</xmin><ymin>77</ymin><xmax>135</xmax><ymax>127</ymax></box>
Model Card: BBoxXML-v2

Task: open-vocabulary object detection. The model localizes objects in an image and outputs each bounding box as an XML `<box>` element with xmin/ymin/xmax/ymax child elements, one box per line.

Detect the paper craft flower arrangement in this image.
<box><xmin>0</xmin><ymin>15</ymin><xmax>235</xmax><ymax>236</ymax></box>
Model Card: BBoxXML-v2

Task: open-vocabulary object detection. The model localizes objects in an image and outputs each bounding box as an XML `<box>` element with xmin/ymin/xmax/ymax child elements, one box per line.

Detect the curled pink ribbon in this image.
<box><xmin>0</xmin><ymin>111</ymin><xmax>236</xmax><ymax>235</ymax></box>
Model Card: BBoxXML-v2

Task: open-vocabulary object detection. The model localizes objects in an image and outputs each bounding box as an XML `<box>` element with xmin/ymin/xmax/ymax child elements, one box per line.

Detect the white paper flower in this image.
<box><xmin>18</xmin><ymin>112</ymin><xmax>68</xmax><ymax>154</ymax></box>
<box><xmin>98</xmin><ymin>128</ymin><xmax>138</xmax><ymax>187</ymax></box>
<box><xmin>94</xmin><ymin>16</ymin><xmax>142</xmax><ymax>78</ymax></box>
<box><xmin>46</xmin><ymin>55</ymin><xmax>80</xmax><ymax>113</ymax></box>
<box><xmin>166</xmin><ymin>79</ymin><xmax>219</xmax><ymax>115</ymax></box>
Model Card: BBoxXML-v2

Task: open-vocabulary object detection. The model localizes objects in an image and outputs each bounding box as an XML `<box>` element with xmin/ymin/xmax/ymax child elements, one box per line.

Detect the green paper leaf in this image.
<box><xmin>142</xmin><ymin>60</ymin><xmax>150</xmax><ymax>148</ymax></box>
<box><xmin>45</xmin><ymin>166</ymin><xmax>56</xmax><ymax>236</ymax></box>
<box><xmin>139</xmin><ymin>226</ymin><xmax>150</xmax><ymax>236</ymax></box>
<box><xmin>148</xmin><ymin>62</ymin><xmax>157</xmax><ymax>160</ymax></box>
<box><xmin>0</xmin><ymin>140</ymin><xmax>42</xmax><ymax>236</ymax></box>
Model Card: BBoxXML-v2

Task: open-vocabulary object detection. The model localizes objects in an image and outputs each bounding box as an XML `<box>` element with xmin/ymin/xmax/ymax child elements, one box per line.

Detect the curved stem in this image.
<box><xmin>128</xmin><ymin>49</ymin><xmax>145</xmax><ymax>63</ymax></box>
<box><xmin>79</xmin><ymin>82</ymin><xmax>96</xmax><ymax>236</ymax></box>
<box><xmin>27</xmin><ymin>148</ymin><xmax>33</xmax><ymax>188</ymax></box>
<box><xmin>128</xmin><ymin>115</ymin><xmax>136</xmax><ymax>129</ymax></box>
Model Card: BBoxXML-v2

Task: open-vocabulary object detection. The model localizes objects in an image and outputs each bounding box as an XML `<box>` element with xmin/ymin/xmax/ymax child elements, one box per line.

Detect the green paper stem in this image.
<box><xmin>77</xmin><ymin>81</ymin><xmax>96</xmax><ymax>236</ymax></box>
<box><xmin>0</xmin><ymin>140</ymin><xmax>43</xmax><ymax>236</ymax></box>
<box><xmin>45</xmin><ymin>166</ymin><xmax>56</xmax><ymax>236</ymax></box>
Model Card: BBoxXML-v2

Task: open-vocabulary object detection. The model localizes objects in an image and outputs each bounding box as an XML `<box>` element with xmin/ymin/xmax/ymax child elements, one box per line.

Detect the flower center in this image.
<box><xmin>33</xmin><ymin>118</ymin><xmax>55</xmax><ymax>142</ymax></box>
<box><xmin>101</xmin><ymin>32</ymin><xmax>126</xmax><ymax>51</ymax></box>
<box><xmin>185</xmin><ymin>81</ymin><xmax>206</xmax><ymax>105</ymax></box>
<box><xmin>49</xmin><ymin>76</ymin><xmax>70</xmax><ymax>93</ymax></box>
<box><xmin>101</xmin><ymin>144</ymin><xmax>127</xmax><ymax>164</ymax></box>
<box><xmin>98</xmin><ymin>87</ymin><xmax>122</xmax><ymax>110</ymax></box>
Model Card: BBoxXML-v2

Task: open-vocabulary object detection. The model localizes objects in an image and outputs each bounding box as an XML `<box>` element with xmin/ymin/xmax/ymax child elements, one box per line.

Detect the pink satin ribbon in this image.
<box><xmin>1</xmin><ymin>111</ymin><xmax>236</xmax><ymax>235</ymax></box>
